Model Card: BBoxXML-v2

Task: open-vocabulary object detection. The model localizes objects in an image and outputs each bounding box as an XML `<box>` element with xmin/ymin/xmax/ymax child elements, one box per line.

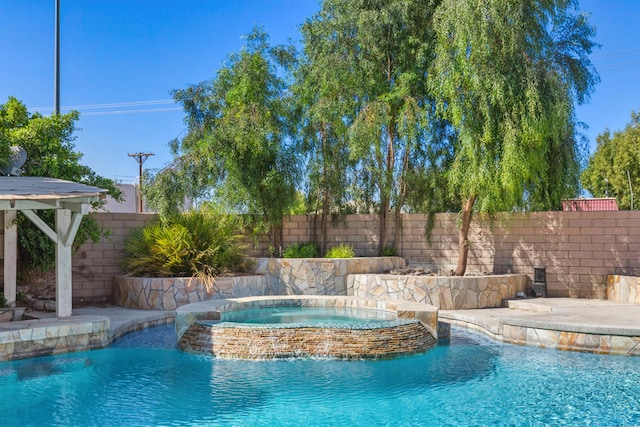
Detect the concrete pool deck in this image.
<box><xmin>439</xmin><ymin>298</ymin><xmax>640</xmax><ymax>355</ymax></box>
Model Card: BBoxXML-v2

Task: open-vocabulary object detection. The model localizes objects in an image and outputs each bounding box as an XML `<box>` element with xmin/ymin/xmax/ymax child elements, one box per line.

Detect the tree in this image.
<box><xmin>144</xmin><ymin>29</ymin><xmax>298</xmax><ymax>251</ymax></box>
<box><xmin>582</xmin><ymin>111</ymin><xmax>640</xmax><ymax>209</ymax></box>
<box><xmin>0</xmin><ymin>96</ymin><xmax>122</xmax><ymax>273</ymax></box>
<box><xmin>430</xmin><ymin>0</ymin><xmax>598</xmax><ymax>275</ymax></box>
<box><xmin>300</xmin><ymin>0</ymin><xmax>441</xmax><ymax>253</ymax></box>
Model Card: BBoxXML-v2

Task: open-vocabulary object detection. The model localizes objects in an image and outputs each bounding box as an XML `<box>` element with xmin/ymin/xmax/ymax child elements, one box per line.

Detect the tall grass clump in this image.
<box><xmin>325</xmin><ymin>243</ymin><xmax>355</xmax><ymax>258</ymax></box>
<box><xmin>282</xmin><ymin>242</ymin><xmax>319</xmax><ymax>258</ymax></box>
<box><xmin>122</xmin><ymin>208</ymin><xmax>248</xmax><ymax>280</ymax></box>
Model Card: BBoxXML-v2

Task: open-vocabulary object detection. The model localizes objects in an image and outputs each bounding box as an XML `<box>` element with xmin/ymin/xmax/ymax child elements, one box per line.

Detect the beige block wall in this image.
<box><xmin>2</xmin><ymin>210</ymin><xmax>639</xmax><ymax>303</ymax></box>
<box><xmin>70</xmin><ymin>212</ymin><xmax>157</xmax><ymax>303</ymax></box>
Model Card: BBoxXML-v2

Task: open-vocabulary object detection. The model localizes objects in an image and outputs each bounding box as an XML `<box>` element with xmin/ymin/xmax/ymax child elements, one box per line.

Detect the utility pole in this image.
<box><xmin>54</xmin><ymin>0</ymin><xmax>60</xmax><ymax>115</ymax></box>
<box><xmin>128</xmin><ymin>152</ymin><xmax>154</xmax><ymax>212</ymax></box>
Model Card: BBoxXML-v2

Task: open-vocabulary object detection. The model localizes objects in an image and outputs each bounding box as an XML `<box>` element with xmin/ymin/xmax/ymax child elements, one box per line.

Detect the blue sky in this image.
<box><xmin>0</xmin><ymin>0</ymin><xmax>639</xmax><ymax>182</ymax></box>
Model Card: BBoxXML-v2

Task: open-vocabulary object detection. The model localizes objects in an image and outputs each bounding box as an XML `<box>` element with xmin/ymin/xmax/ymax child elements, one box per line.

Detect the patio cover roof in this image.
<box><xmin>1</xmin><ymin>177</ymin><xmax>106</xmax><ymax>317</ymax></box>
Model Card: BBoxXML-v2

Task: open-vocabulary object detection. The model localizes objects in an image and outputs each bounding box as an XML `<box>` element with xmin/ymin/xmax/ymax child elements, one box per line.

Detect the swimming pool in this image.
<box><xmin>1</xmin><ymin>325</ymin><xmax>639</xmax><ymax>426</ymax></box>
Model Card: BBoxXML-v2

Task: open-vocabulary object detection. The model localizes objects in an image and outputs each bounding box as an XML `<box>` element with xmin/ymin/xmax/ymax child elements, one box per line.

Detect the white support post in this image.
<box><xmin>55</xmin><ymin>209</ymin><xmax>73</xmax><ymax>317</ymax></box>
<box><xmin>3</xmin><ymin>211</ymin><xmax>17</xmax><ymax>307</ymax></box>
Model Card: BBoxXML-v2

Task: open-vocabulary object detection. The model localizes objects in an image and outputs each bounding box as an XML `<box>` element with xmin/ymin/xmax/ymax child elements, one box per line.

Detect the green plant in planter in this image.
<box><xmin>122</xmin><ymin>208</ymin><xmax>248</xmax><ymax>280</ymax></box>
<box><xmin>325</xmin><ymin>243</ymin><xmax>355</xmax><ymax>258</ymax></box>
<box><xmin>381</xmin><ymin>245</ymin><xmax>397</xmax><ymax>256</ymax></box>
<box><xmin>283</xmin><ymin>242</ymin><xmax>320</xmax><ymax>258</ymax></box>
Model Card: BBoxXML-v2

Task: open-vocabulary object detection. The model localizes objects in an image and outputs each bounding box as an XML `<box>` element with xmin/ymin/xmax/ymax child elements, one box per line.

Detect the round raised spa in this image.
<box><xmin>175</xmin><ymin>296</ymin><xmax>438</xmax><ymax>359</ymax></box>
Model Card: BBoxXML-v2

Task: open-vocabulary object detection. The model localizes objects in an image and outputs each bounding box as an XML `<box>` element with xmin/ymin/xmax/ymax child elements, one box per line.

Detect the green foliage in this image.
<box><xmin>299</xmin><ymin>0</ymin><xmax>443</xmax><ymax>250</ymax></box>
<box><xmin>0</xmin><ymin>292</ymin><xmax>7</xmax><ymax>308</ymax></box>
<box><xmin>144</xmin><ymin>28</ymin><xmax>298</xmax><ymax>251</ymax></box>
<box><xmin>430</xmin><ymin>0</ymin><xmax>597</xmax><ymax>212</ymax></box>
<box><xmin>283</xmin><ymin>242</ymin><xmax>320</xmax><ymax>258</ymax></box>
<box><xmin>0</xmin><ymin>97</ymin><xmax>122</xmax><ymax>275</ymax></box>
<box><xmin>582</xmin><ymin>111</ymin><xmax>640</xmax><ymax>209</ymax></box>
<box><xmin>122</xmin><ymin>209</ymin><xmax>247</xmax><ymax>278</ymax></box>
<box><xmin>380</xmin><ymin>245</ymin><xmax>397</xmax><ymax>257</ymax></box>
<box><xmin>325</xmin><ymin>243</ymin><xmax>355</xmax><ymax>258</ymax></box>
<box><xmin>428</xmin><ymin>0</ymin><xmax>598</xmax><ymax>274</ymax></box>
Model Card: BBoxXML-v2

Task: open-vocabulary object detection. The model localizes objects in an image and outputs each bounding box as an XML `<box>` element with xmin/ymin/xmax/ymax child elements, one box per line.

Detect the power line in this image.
<box><xmin>32</xmin><ymin>98</ymin><xmax>176</xmax><ymax>112</ymax></box>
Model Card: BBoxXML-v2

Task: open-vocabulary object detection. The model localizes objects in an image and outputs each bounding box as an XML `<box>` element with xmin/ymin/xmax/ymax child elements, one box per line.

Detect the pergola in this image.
<box><xmin>1</xmin><ymin>177</ymin><xmax>106</xmax><ymax>317</ymax></box>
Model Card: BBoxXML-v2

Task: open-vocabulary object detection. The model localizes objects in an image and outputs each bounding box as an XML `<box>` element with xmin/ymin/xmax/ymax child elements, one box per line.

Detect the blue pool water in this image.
<box><xmin>1</xmin><ymin>325</ymin><xmax>640</xmax><ymax>426</ymax></box>
<box><xmin>220</xmin><ymin>306</ymin><xmax>396</xmax><ymax>324</ymax></box>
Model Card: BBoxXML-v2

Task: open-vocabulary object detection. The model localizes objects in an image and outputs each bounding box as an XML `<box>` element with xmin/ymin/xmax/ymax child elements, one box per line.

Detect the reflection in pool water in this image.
<box><xmin>1</xmin><ymin>325</ymin><xmax>639</xmax><ymax>426</ymax></box>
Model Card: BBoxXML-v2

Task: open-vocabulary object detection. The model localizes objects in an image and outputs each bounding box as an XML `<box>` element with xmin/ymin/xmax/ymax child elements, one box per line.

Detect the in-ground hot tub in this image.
<box><xmin>176</xmin><ymin>296</ymin><xmax>438</xmax><ymax>359</ymax></box>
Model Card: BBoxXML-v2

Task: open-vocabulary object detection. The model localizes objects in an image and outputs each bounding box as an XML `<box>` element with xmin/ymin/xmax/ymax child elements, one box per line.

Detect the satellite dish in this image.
<box><xmin>0</xmin><ymin>146</ymin><xmax>27</xmax><ymax>176</ymax></box>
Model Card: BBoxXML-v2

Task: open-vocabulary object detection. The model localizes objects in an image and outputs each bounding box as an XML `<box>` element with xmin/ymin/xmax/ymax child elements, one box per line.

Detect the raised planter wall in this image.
<box><xmin>351</xmin><ymin>273</ymin><xmax>527</xmax><ymax>310</ymax></box>
<box><xmin>251</xmin><ymin>257</ymin><xmax>405</xmax><ymax>296</ymax></box>
<box><xmin>606</xmin><ymin>275</ymin><xmax>640</xmax><ymax>303</ymax></box>
<box><xmin>113</xmin><ymin>275</ymin><xmax>267</xmax><ymax>310</ymax></box>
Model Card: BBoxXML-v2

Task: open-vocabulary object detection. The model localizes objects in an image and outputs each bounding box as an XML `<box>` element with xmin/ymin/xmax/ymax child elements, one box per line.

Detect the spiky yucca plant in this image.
<box><xmin>122</xmin><ymin>209</ymin><xmax>247</xmax><ymax>281</ymax></box>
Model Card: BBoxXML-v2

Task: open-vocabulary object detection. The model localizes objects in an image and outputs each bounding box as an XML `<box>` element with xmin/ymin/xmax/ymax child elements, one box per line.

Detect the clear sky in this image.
<box><xmin>0</xmin><ymin>0</ymin><xmax>639</xmax><ymax>183</ymax></box>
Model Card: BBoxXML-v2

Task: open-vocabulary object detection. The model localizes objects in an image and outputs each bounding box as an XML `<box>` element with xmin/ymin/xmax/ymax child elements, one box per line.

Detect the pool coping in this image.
<box><xmin>439</xmin><ymin>298</ymin><xmax>640</xmax><ymax>356</ymax></box>
<box><xmin>0</xmin><ymin>308</ymin><xmax>175</xmax><ymax>362</ymax></box>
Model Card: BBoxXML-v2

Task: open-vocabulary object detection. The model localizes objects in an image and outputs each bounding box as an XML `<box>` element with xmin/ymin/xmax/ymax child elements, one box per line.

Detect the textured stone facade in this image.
<box><xmin>0</xmin><ymin>316</ymin><xmax>109</xmax><ymax>361</ymax></box>
<box><xmin>113</xmin><ymin>275</ymin><xmax>267</xmax><ymax>309</ymax></box>
<box><xmin>175</xmin><ymin>295</ymin><xmax>438</xmax><ymax>359</ymax></box>
<box><xmin>179</xmin><ymin>320</ymin><xmax>435</xmax><ymax>359</ymax></box>
<box><xmin>251</xmin><ymin>257</ymin><xmax>405</xmax><ymax>296</ymax></box>
<box><xmin>351</xmin><ymin>273</ymin><xmax>527</xmax><ymax>309</ymax></box>
<box><xmin>607</xmin><ymin>275</ymin><xmax>640</xmax><ymax>303</ymax></box>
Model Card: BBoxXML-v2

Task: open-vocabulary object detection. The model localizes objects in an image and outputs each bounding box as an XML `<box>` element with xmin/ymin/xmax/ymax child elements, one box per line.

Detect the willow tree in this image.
<box><xmin>144</xmin><ymin>29</ymin><xmax>298</xmax><ymax>250</ymax></box>
<box><xmin>430</xmin><ymin>0</ymin><xmax>598</xmax><ymax>275</ymax></box>
<box><xmin>300</xmin><ymin>0</ymin><xmax>440</xmax><ymax>253</ymax></box>
<box><xmin>582</xmin><ymin>111</ymin><xmax>640</xmax><ymax>209</ymax></box>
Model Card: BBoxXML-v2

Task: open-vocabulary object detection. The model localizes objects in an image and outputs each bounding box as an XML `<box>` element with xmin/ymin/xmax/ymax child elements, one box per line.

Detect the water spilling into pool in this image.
<box><xmin>2</xmin><ymin>325</ymin><xmax>640</xmax><ymax>426</ymax></box>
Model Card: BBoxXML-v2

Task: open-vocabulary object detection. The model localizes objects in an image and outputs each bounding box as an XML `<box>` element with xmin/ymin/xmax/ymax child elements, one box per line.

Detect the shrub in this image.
<box><xmin>325</xmin><ymin>243</ymin><xmax>355</xmax><ymax>258</ymax></box>
<box><xmin>122</xmin><ymin>208</ymin><xmax>247</xmax><ymax>279</ymax></box>
<box><xmin>381</xmin><ymin>245</ymin><xmax>398</xmax><ymax>256</ymax></box>
<box><xmin>283</xmin><ymin>242</ymin><xmax>319</xmax><ymax>258</ymax></box>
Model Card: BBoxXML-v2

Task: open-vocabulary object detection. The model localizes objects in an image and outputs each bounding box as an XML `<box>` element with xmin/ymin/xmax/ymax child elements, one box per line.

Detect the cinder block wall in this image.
<box><xmin>2</xmin><ymin>210</ymin><xmax>639</xmax><ymax>303</ymax></box>
<box><xmin>280</xmin><ymin>211</ymin><xmax>640</xmax><ymax>298</ymax></box>
<box><xmin>71</xmin><ymin>213</ymin><xmax>157</xmax><ymax>303</ymax></box>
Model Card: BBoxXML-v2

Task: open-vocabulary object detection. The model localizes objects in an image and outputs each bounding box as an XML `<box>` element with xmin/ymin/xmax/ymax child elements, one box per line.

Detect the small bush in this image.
<box><xmin>283</xmin><ymin>242</ymin><xmax>319</xmax><ymax>258</ymax></box>
<box><xmin>381</xmin><ymin>245</ymin><xmax>397</xmax><ymax>256</ymax></box>
<box><xmin>122</xmin><ymin>208</ymin><xmax>247</xmax><ymax>279</ymax></box>
<box><xmin>325</xmin><ymin>243</ymin><xmax>355</xmax><ymax>258</ymax></box>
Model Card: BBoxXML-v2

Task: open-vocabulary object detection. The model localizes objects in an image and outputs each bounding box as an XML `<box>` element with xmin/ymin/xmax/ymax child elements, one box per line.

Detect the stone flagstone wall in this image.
<box><xmin>351</xmin><ymin>273</ymin><xmax>527</xmax><ymax>310</ymax></box>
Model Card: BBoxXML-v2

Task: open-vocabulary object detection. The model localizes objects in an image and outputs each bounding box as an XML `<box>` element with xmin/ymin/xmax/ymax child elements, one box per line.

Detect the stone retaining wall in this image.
<box><xmin>351</xmin><ymin>273</ymin><xmax>527</xmax><ymax>309</ymax></box>
<box><xmin>606</xmin><ymin>275</ymin><xmax>640</xmax><ymax>303</ymax></box>
<box><xmin>251</xmin><ymin>257</ymin><xmax>404</xmax><ymax>295</ymax></box>
<box><xmin>113</xmin><ymin>275</ymin><xmax>267</xmax><ymax>310</ymax></box>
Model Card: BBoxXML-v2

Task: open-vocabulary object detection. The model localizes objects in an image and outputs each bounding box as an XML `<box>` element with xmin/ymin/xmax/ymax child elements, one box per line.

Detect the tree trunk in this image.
<box><xmin>454</xmin><ymin>196</ymin><xmax>476</xmax><ymax>276</ymax></box>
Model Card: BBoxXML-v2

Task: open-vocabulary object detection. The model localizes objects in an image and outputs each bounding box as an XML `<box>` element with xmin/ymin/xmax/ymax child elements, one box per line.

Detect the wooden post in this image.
<box><xmin>3</xmin><ymin>210</ymin><xmax>17</xmax><ymax>306</ymax></box>
<box><xmin>55</xmin><ymin>208</ymin><xmax>73</xmax><ymax>317</ymax></box>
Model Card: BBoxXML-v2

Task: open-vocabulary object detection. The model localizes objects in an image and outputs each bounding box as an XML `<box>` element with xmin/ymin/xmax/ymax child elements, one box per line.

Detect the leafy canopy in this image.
<box><xmin>582</xmin><ymin>111</ymin><xmax>640</xmax><ymax>209</ymax></box>
<box><xmin>144</xmin><ymin>29</ymin><xmax>298</xmax><ymax>246</ymax></box>
<box><xmin>0</xmin><ymin>96</ymin><xmax>122</xmax><ymax>273</ymax></box>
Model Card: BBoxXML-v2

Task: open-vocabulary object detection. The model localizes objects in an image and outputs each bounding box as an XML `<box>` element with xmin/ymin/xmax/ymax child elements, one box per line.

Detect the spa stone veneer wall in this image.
<box><xmin>175</xmin><ymin>296</ymin><xmax>438</xmax><ymax>359</ymax></box>
<box><xmin>351</xmin><ymin>274</ymin><xmax>527</xmax><ymax>310</ymax></box>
